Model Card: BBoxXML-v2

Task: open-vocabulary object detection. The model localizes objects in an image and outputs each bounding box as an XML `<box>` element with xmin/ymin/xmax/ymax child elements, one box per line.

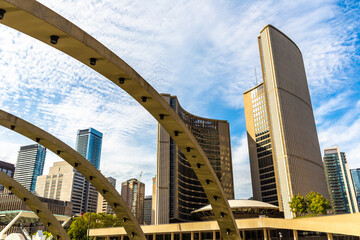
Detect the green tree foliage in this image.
<box><xmin>67</xmin><ymin>213</ymin><xmax>121</xmax><ymax>240</ymax></box>
<box><xmin>289</xmin><ymin>191</ymin><xmax>331</xmax><ymax>216</ymax></box>
<box><xmin>289</xmin><ymin>194</ymin><xmax>308</xmax><ymax>215</ymax></box>
<box><xmin>306</xmin><ymin>191</ymin><xmax>331</xmax><ymax>215</ymax></box>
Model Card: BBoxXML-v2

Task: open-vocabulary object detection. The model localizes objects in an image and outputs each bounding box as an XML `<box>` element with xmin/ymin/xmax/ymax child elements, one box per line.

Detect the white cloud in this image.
<box><xmin>318</xmin><ymin>100</ymin><xmax>360</xmax><ymax>168</ymax></box>
<box><xmin>232</xmin><ymin>135</ymin><xmax>252</xmax><ymax>199</ymax></box>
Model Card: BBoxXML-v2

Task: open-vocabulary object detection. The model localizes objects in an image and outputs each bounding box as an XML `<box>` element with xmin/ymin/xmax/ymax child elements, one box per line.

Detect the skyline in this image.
<box><xmin>0</xmin><ymin>0</ymin><xmax>359</xmax><ymax>199</ymax></box>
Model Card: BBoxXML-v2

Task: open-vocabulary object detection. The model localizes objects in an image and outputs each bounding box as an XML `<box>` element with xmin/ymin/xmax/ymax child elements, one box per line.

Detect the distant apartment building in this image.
<box><xmin>36</xmin><ymin>161</ymin><xmax>86</xmax><ymax>215</ymax></box>
<box><xmin>156</xmin><ymin>94</ymin><xmax>234</xmax><ymax>224</ymax></box>
<box><xmin>13</xmin><ymin>144</ymin><xmax>46</xmax><ymax>192</ymax></box>
<box><xmin>97</xmin><ymin>177</ymin><xmax>116</xmax><ymax>214</ymax></box>
<box><xmin>243</xmin><ymin>25</ymin><xmax>329</xmax><ymax>219</ymax></box>
<box><xmin>0</xmin><ymin>160</ymin><xmax>15</xmax><ymax>192</ymax></box>
<box><xmin>351</xmin><ymin>168</ymin><xmax>360</xmax><ymax>209</ymax></box>
<box><xmin>323</xmin><ymin>147</ymin><xmax>358</xmax><ymax>214</ymax></box>
<box><xmin>75</xmin><ymin>127</ymin><xmax>103</xmax><ymax>213</ymax></box>
<box><xmin>144</xmin><ymin>195</ymin><xmax>152</xmax><ymax>225</ymax></box>
<box><xmin>121</xmin><ymin>178</ymin><xmax>145</xmax><ymax>224</ymax></box>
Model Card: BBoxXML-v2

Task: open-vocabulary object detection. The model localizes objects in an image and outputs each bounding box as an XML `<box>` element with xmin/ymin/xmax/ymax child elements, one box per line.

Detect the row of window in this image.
<box><xmin>255</xmin><ymin>123</ymin><xmax>269</xmax><ymax>134</ymax></box>
<box><xmin>253</xmin><ymin>112</ymin><xmax>267</xmax><ymax>124</ymax></box>
<box><xmin>252</xmin><ymin>98</ymin><xmax>265</xmax><ymax>109</ymax></box>
<box><xmin>253</xmin><ymin>108</ymin><xmax>267</xmax><ymax>118</ymax></box>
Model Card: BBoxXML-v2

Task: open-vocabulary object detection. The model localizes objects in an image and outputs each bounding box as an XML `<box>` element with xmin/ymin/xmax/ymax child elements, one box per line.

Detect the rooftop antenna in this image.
<box><xmin>255</xmin><ymin>68</ymin><xmax>258</xmax><ymax>85</ymax></box>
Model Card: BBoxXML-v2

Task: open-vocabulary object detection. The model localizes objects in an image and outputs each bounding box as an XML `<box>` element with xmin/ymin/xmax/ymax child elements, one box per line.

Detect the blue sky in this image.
<box><xmin>0</xmin><ymin>0</ymin><xmax>359</xmax><ymax>199</ymax></box>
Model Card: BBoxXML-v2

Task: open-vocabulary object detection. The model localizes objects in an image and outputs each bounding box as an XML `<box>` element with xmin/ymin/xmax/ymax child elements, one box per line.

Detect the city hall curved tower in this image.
<box><xmin>155</xmin><ymin>94</ymin><xmax>234</xmax><ymax>223</ymax></box>
<box><xmin>244</xmin><ymin>25</ymin><xmax>329</xmax><ymax>219</ymax></box>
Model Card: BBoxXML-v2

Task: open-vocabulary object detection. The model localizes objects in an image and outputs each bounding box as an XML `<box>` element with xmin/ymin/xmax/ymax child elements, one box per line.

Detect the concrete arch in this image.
<box><xmin>0</xmin><ymin>0</ymin><xmax>240</xmax><ymax>239</ymax></box>
<box><xmin>0</xmin><ymin>110</ymin><xmax>146</xmax><ymax>240</ymax></box>
<box><xmin>0</xmin><ymin>171</ymin><xmax>70</xmax><ymax>240</ymax></box>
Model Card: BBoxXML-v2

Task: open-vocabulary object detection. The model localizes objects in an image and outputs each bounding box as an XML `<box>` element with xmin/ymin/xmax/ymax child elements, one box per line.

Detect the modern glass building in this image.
<box><xmin>75</xmin><ymin>127</ymin><xmax>103</xmax><ymax>213</ymax></box>
<box><xmin>351</xmin><ymin>168</ymin><xmax>360</xmax><ymax>210</ymax></box>
<box><xmin>76</xmin><ymin>128</ymin><xmax>103</xmax><ymax>169</ymax></box>
<box><xmin>323</xmin><ymin>147</ymin><xmax>358</xmax><ymax>214</ymax></box>
<box><xmin>243</xmin><ymin>25</ymin><xmax>329</xmax><ymax>219</ymax></box>
<box><xmin>155</xmin><ymin>94</ymin><xmax>234</xmax><ymax>224</ymax></box>
<box><xmin>13</xmin><ymin>144</ymin><xmax>46</xmax><ymax>192</ymax></box>
<box><xmin>0</xmin><ymin>160</ymin><xmax>15</xmax><ymax>192</ymax></box>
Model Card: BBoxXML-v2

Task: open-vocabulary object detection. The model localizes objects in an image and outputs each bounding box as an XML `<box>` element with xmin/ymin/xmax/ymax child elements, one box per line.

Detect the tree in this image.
<box><xmin>67</xmin><ymin>214</ymin><xmax>88</xmax><ymax>240</ymax></box>
<box><xmin>306</xmin><ymin>191</ymin><xmax>331</xmax><ymax>215</ymax></box>
<box><xmin>67</xmin><ymin>213</ymin><xmax>122</xmax><ymax>240</ymax></box>
<box><xmin>289</xmin><ymin>192</ymin><xmax>331</xmax><ymax>217</ymax></box>
<box><xmin>289</xmin><ymin>194</ymin><xmax>308</xmax><ymax>215</ymax></box>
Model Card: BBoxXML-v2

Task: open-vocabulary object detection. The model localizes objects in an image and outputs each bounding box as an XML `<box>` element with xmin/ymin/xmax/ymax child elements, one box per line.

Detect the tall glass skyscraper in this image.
<box><xmin>13</xmin><ymin>144</ymin><xmax>46</xmax><ymax>192</ymax></box>
<box><xmin>75</xmin><ymin>128</ymin><xmax>103</xmax><ymax>213</ymax></box>
<box><xmin>351</xmin><ymin>169</ymin><xmax>360</xmax><ymax>210</ymax></box>
<box><xmin>76</xmin><ymin>128</ymin><xmax>103</xmax><ymax>169</ymax></box>
<box><xmin>323</xmin><ymin>147</ymin><xmax>358</xmax><ymax>214</ymax></box>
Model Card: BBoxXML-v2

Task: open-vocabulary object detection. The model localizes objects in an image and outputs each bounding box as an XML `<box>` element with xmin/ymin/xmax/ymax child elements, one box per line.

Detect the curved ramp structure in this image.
<box><xmin>0</xmin><ymin>110</ymin><xmax>146</xmax><ymax>240</ymax></box>
<box><xmin>0</xmin><ymin>0</ymin><xmax>240</xmax><ymax>239</ymax></box>
<box><xmin>0</xmin><ymin>171</ymin><xmax>70</xmax><ymax>240</ymax></box>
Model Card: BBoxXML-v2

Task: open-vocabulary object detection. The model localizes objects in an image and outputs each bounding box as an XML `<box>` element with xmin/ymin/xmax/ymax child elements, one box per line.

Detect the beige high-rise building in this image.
<box><xmin>97</xmin><ymin>177</ymin><xmax>116</xmax><ymax>214</ymax></box>
<box><xmin>151</xmin><ymin>176</ymin><xmax>156</xmax><ymax>225</ymax></box>
<box><xmin>244</xmin><ymin>25</ymin><xmax>329</xmax><ymax>219</ymax></box>
<box><xmin>121</xmin><ymin>178</ymin><xmax>145</xmax><ymax>224</ymax></box>
<box><xmin>35</xmin><ymin>161</ymin><xmax>87</xmax><ymax>215</ymax></box>
<box><xmin>155</xmin><ymin>94</ymin><xmax>234</xmax><ymax>224</ymax></box>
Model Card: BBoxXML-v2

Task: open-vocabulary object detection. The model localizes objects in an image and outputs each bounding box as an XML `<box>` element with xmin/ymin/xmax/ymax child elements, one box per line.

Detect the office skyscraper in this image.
<box><xmin>243</xmin><ymin>25</ymin><xmax>329</xmax><ymax>219</ymax></box>
<box><xmin>75</xmin><ymin>127</ymin><xmax>103</xmax><ymax>213</ymax></box>
<box><xmin>350</xmin><ymin>168</ymin><xmax>360</xmax><ymax>210</ymax></box>
<box><xmin>36</xmin><ymin>161</ymin><xmax>83</xmax><ymax>215</ymax></box>
<box><xmin>351</xmin><ymin>169</ymin><xmax>360</xmax><ymax>210</ymax></box>
<box><xmin>151</xmin><ymin>176</ymin><xmax>156</xmax><ymax>225</ymax></box>
<box><xmin>144</xmin><ymin>195</ymin><xmax>152</xmax><ymax>225</ymax></box>
<box><xmin>97</xmin><ymin>177</ymin><xmax>116</xmax><ymax>214</ymax></box>
<box><xmin>13</xmin><ymin>144</ymin><xmax>46</xmax><ymax>192</ymax></box>
<box><xmin>121</xmin><ymin>178</ymin><xmax>145</xmax><ymax>224</ymax></box>
<box><xmin>0</xmin><ymin>160</ymin><xmax>15</xmax><ymax>192</ymax></box>
<box><xmin>156</xmin><ymin>94</ymin><xmax>234</xmax><ymax>224</ymax></box>
<box><xmin>323</xmin><ymin>148</ymin><xmax>358</xmax><ymax>214</ymax></box>
<box><xmin>76</xmin><ymin>128</ymin><xmax>103</xmax><ymax>169</ymax></box>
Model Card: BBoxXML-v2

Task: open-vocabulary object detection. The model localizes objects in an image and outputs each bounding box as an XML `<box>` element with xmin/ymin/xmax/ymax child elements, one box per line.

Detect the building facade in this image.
<box><xmin>13</xmin><ymin>144</ymin><xmax>46</xmax><ymax>192</ymax></box>
<box><xmin>144</xmin><ymin>195</ymin><xmax>152</xmax><ymax>225</ymax></box>
<box><xmin>351</xmin><ymin>168</ymin><xmax>360</xmax><ymax>210</ymax></box>
<box><xmin>0</xmin><ymin>191</ymin><xmax>72</xmax><ymax>236</ymax></box>
<box><xmin>156</xmin><ymin>94</ymin><xmax>234</xmax><ymax>224</ymax></box>
<box><xmin>75</xmin><ymin>128</ymin><xmax>103</xmax><ymax>214</ymax></box>
<box><xmin>97</xmin><ymin>177</ymin><xmax>116</xmax><ymax>215</ymax></box>
<box><xmin>35</xmin><ymin>161</ymin><xmax>86</xmax><ymax>215</ymax></box>
<box><xmin>121</xmin><ymin>178</ymin><xmax>145</xmax><ymax>224</ymax></box>
<box><xmin>0</xmin><ymin>160</ymin><xmax>15</xmax><ymax>192</ymax></box>
<box><xmin>151</xmin><ymin>176</ymin><xmax>156</xmax><ymax>225</ymax></box>
<box><xmin>323</xmin><ymin>147</ymin><xmax>358</xmax><ymax>214</ymax></box>
<box><xmin>243</xmin><ymin>25</ymin><xmax>329</xmax><ymax>219</ymax></box>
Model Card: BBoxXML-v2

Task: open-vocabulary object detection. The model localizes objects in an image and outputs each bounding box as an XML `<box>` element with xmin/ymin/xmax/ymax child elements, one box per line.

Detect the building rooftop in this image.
<box><xmin>192</xmin><ymin>199</ymin><xmax>279</xmax><ymax>214</ymax></box>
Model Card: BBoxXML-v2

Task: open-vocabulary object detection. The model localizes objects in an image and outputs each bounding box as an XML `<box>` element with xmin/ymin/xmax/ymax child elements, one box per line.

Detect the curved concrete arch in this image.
<box><xmin>0</xmin><ymin>110</ymin><xmax>146</xmax><ymax>240</ymax></box>
<box><xmin>0</xmin><ymin>171</ymin><xmax>70</xmax><ymax>240</ymax></box>
<box><xmin>0</xmin><ymin>0</ymin><xmax>240</xmax><ymax>239</ymax></box>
